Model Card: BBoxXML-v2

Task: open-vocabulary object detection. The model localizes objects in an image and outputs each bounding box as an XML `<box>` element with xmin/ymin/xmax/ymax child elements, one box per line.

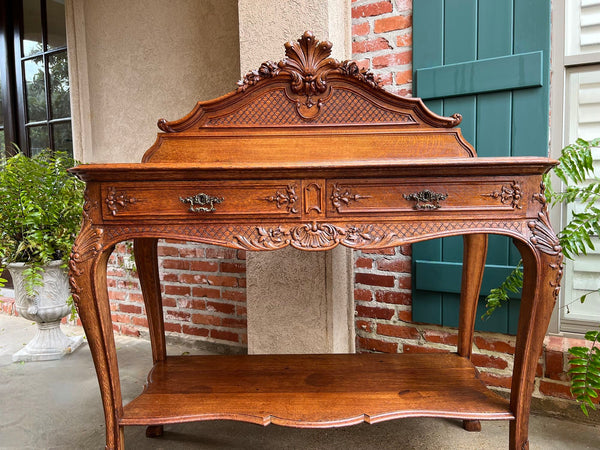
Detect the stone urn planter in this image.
<box><xmin>8</xmin><ymin>261</ymin><xmax>84</xmax><ymax>362</ymax></box>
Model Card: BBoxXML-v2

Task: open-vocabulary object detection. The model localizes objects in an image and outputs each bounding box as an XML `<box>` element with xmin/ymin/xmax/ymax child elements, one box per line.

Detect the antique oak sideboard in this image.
<box><xmin>69</xmin><ymin>32</ymin><xmax>562</xmax><ymax>450</ymax></box>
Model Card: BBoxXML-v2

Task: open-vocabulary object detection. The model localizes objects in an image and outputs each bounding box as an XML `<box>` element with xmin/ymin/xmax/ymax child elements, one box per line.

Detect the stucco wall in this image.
<box><xmin>67</xmin><ymin>0</ymin><xmax>240</xmax><ymax>163</ymax></box>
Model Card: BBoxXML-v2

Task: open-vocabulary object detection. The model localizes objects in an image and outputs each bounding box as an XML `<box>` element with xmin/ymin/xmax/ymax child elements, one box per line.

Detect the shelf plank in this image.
<box><xmin>121</xmin><ymin>353</ymin><xmax>513</xmax><ymax>427</ymax></box>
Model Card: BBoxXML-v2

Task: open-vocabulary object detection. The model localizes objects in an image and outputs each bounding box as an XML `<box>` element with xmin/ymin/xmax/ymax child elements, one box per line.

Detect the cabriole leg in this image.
<box><xmin>70</xmin><ymin>244</ymin><xmax>124</xmax><ymax>450</ymax></box>
<box><xmin>510</xmin><ymin>238</ymin><xmax>562</xmax><ymax>450</ymax></box>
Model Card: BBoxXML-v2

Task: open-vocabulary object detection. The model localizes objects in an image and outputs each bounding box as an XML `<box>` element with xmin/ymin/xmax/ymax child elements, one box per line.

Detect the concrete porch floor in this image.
<box><xmin>0</xmin><ymin>314</ymin><xmax>598</xmax><ymax>449</ymax></box>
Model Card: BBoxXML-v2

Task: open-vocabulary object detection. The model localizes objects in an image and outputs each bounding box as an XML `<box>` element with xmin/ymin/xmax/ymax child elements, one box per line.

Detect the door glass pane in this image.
<box><xmin>28</xmin><ymin>125</ymin><xmax>49</xmax><ymax>155</ymax></box>
<box><xmin>52</xmin><ymin>121</ymin><xmax>72</xmax><ymax>155</ymax></box>
<box><xmin>566</xmin><ymin>0</ymin><xmax>600</xmax><ymax>56</ymax></box>
<box><xmin>46</xmin><ymin>0</ymin><xmax>67</xmax><ymax>50</ymax></box>
<box><xmin>22</xmin><ymin>0</ymin><xmax>43</xmax><ymax>57</ymax></box>
<box><xmin>49</xmin><ymin>51</ymin><xmax>70</xmax><ymax>119</ymax></box>
<box><xmin>24</xmin><ymin>57</ymin><xmax>47</xmax><ymax>122</ymax></box>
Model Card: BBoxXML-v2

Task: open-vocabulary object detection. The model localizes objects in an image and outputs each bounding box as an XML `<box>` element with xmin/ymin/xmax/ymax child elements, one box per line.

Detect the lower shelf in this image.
<box><xmin>120</xmin><ymin>353</ymin><xmax>514</xmax><ymax>427</ymax></box>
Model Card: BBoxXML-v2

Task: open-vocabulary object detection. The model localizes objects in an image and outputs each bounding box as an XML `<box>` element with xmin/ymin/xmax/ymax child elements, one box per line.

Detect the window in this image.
<box><xmin>0</xmin><ymin>0</ymin><xmax>72</xmax><ymax>158</ymax></box>
<box><xmin>552</xmin><ymin>0</ymin><xmax>600</xmax><ymax>334</ymax></box>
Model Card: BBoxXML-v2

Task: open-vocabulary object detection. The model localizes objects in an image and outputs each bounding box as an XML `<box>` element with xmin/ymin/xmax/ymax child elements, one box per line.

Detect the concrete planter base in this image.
<box><xmin>8</xmin><ymin>261</ymin><xmax>84</xmax><ymax>362</ymax></box>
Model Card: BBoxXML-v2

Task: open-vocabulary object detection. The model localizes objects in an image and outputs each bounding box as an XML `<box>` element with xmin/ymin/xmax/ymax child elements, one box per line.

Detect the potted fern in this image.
<box><xmin>485</xmin><ymin>137</ymin><xmax>600</xmax><ymax>415</ymax></box>
<box><xmin>0</xmin><ymin>150</ymin><xmax>85</xmax><ymax>361</ymax></box>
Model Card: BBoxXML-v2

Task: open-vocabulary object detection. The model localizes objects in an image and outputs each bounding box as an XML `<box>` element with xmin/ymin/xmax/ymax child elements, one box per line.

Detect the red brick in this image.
<box><xmin>236</xmin><ymin>305</ymin><xmax>247</xmax><ymax>316</ymax></box>
<box><xmin>237</xmin><ymin>250</ymin><xmax>247</xmax><ymax>260</ymax></box>
<box><xmin>403</xmin><ymin>344</ymin><xmax>449</xmax><ymax>354</ymax></box>
<box><xmin>161</xmin><ymin>297</ymin><xmax>177</xmax><ymax>307</ymax></box>
<box><xmin>378</xmin><ymin>323</ymin><xmax>420</xmax><ymax>339</ymax></box>
<box><xmin>399</xmin><ymin>245</ymin><xmax>411</xmax><ymax>256</ymax></box>
<box><xmin>395</xmin><ymin>70</ymin><xmax>412</xmax><ymax>85</ymax></box>
<box><xmin>119</xmin><ymin>303</ymin><xmax>142</xmax><ymax>314</ymax></box>
<box><xmin>423</xmin><ymin>330</ymin><xmax>458</xmax><ymax>346</ymax></box>
<box><xmin>108</xmin><ymin>290</ymin><xmax>127</xmax><ymax>301</ymax></box>
<box><xmin>356</xmin><ymin>320</ymin><xmax>373</xmax><ymax>333</ymax></box>
<box><xmin>474</xmin><ymin>336</ymin><xmax>515</xmax><ymax>355</ymax></box>
<box><xmin>106</xmin><ymin>278</ymin><xmax>117</xmax><ymax>288</ymax></box>
<box><xmin>352</xmin><ymin>37</ymin><xmax>391</xmax><ymax>54</ymax></box>
<box><xmin>355</xmin><ymin>257</ymin><xmax>373</xmax><ymax>269</ymax></box>
<box><xmin>376</xmin><ymin>258</ymin><xmax>410</xmax><ymax>273</ymax></box>
<box><xmin>397</xmin><ymin>276</ymin><xmax>411</xmax><ymax>290</ymax></box>
<box><xmin>238</xmin><ymin>278</ymin><xmax>247</xmax><ymax>288</ymax></box>
<box><xmin>132</xmin><ymin>316</ymin><xmax>148</xmax><ymax>327</ymax></box>
<box><xmin>358</xmin><ymin>336</ymin><xmax>398</xmax><ymax>353</ymax></box>
<box><xmin>111</xmin><ymin>313</ymin><xmax>130</xmax><ymax>324</ymax></box>
<box><xmin>352</xmin><ymin>21</ymin><xmax>370</xmax><ymax>36</ymax></box>
<box><xmin>161</xmin><ymin>273</ymin><xmax>178</xmax><ymax>282</ymax></box>
<box><xmin>480</xmin><ymin>372</ymin><xmax>512</xmax><ymax>389</ymax></box>
<box><xmin>356</xmin><ymin>58</ymin><xmax>370</xmax><ymax>70</ymax></box>
<box><xmin>355</xmin><ymin>304</ymin><xmax>395</xmax><ymax>320</ymax></box>
<box><xmin>375</xmin><ymin>290</ymin><xmax>411</xmax><ymax>305</ymax></box>
<box><xmin>221</xmin><ymin>262</ymin><xmax>246</xmax><ymax>273</ymax></box>
<box><xmin>397</xmin><ymin>309</ymin><xmax>412</xmax><ymax>322</ymax></box>
<box><xmin>112</xmin><ymin>323</ymin><xmax>121</xmax><ymax>333</ymax></box>
<box><xmin>177</xmin><ymin>298</ymin><xmax>206</xmax><ymax>310</ymax></box>
<box><xmin>396</xmin><ymin>32</ymin><xmax>412</xmax><ymax>48</ymax></box>
<box><xmin>128</xmin><ymin>293</ymin><xmax>144</xmax><ymax>303</ymax></box>
<box><xmin>182</xmin><ymin>324</ymin><xmax>209</xmax><ymax>337</ymax></box>
<box><xmin>161</xmin><ymin>259</ymin><xmax>189</xmax><ymax>270</ymax></box>
<box><xmin>206</xmin><ymin>301</ymin><xmax>236</xmax><ymax>315</ymax></box>
<box><xmin>191</xmin><ymin>313</ymin><xmax>221</xmax><ymax>326</ymax></box>
<box><xmin>221</xmin><ymin>290</ymin><xmax>246</xmax><ymax>302</ymax></box>
<box><xmin>191</xmin><ymin>287</ymin><xmax>221</xmax><ymax>299</ymax></box>
<box><xmin>373</xmin><ymin>51</ymin><xmax>411</xmax><ymax>69</ymax></box>
<box><xmin>207</xmin><ymin>275</ymin><xmax>238</xmax><ymax>287</ymax></box>
<box><xmin>539</xmin><ymin>380</ymin><xmax>575</xmax><ymax>400</ymax></box>
<box><xmin>354</xmin><ymin>288</ymin><xmax>373</xmax><ymax>302</ymax></box>
<box><xmin>164</xmin><ymin>322</ymin><xmax>182</xmax><ymax>333</ymax></box>
<box><xmin>178</xmin><ymin>273</ymin><xmax>207</xmax><ymax>285</ymax></box>
<box><xmin>107</xmin><ymin>268</ymin><xmax>126</xmax><ymax>277</ymax></box>
<box><xmin>355</xmin><ymin>273</ymin><xmax>395</xmax><ymax>287</ymax></box>
<box><xmin>352</xmin><ymin>1</ymin><xmax>393</xmax><ymax>19</ymax></box>
<box><xmin>189</xmin><ymin>261</ymin><xmax>219</xmax><ymax>272</ymax></box>
<box><xmin>177</xmin><ymin>247</ymin><xmax>200</xmax><ymax>258</ymax></box>
<box><xmin>164</xmin><ymin>285</ymin><xmax>190</xmax><ymax>296</ymax></box>
<box><xmin>545</xmin><ymin>350</ymin><xmax>567</xmax><ymax>381</ymax></box>
<box><xmin>374</xmin><ymin>14</ymin><xmax>412</xmax><ymax>33</ymax></box>
<box><xmin>471</xmin><ymin>353</ymin><xmax>508</xmax><ymax>370</ymax></box>
<box><xmin>120</xmin><ymin>326</ymin><xmax>140</xmax><ymax>337</ymax></box>
<box><xmin>157</xmin><ymin>245</ymin><xmax>179</xmax><ymax>256</ymax></box>
<box><xmin>165</xmin><ymin>309</ymin><xmax>191</xmax><ymax>322</ymax></box>
<box><xmin>221</xmin><ymin>317</ymin><xmax>247</xmax><ymax>328</ymax></box>
<box><xmin>205</xmin><ymin>247</ymin><xmax>237</xmax><ymax>259</ymax></box>
<box><xmin>211</xmin><ymin>329</ymin><xmax>239</xmax><ymax>343</ymax></box>
<box><xmin>110</xmin><ymin>303</ymin><xmax>119</xmax><ymax>312</ymax></box>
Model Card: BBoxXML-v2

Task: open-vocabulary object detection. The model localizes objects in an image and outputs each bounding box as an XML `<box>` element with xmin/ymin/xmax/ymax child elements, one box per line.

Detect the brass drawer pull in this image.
<box><xmin>403</xmin><ymin>189</ymin><xmax>447</xmax><ymax>210</ymax></box>
<box><xmin>180</xmin><ymin>193</ymin><xmax>224</xmax><ymax>213</ymax></box>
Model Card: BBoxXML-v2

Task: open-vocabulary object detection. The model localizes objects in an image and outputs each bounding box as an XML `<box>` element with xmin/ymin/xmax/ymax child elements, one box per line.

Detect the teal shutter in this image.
<box><xmin>412</xmin><ymin>0</ymin><xmax>550</xmax><ymax>334</ymax></box>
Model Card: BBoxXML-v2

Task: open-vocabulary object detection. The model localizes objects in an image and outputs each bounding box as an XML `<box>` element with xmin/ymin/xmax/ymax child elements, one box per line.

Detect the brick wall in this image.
<box><xmin>0</xmin><ymin>0</ymin><xmax>593</xmax><ymax>409</ymax></box>
<box><xmin>106</xmin><ymin>241</ymin><xmax>247</xmax><ymax>349</ymax></box>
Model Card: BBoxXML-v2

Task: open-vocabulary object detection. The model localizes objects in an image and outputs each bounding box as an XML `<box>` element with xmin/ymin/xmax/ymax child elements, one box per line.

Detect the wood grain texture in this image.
<box><xmin>68</xmin><ymin>32</ymin><xmax>562</xmax><ymax>450</ymax></box>
<box><xmin>121</xmin><ymin>354</ymin><xmax>513</xmax><ymax>427</ymax></box>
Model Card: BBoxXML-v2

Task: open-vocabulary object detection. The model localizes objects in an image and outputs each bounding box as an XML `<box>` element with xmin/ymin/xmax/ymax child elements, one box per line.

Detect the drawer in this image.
<box><xmin>327</xmin><ymin>179</ymin><xmax>525</xmax><ymax>216</ymax></box>
<box><xmin>101</xmin><ymin>181</ymin><xmax>301</xmax><ymax>219</ymax></box>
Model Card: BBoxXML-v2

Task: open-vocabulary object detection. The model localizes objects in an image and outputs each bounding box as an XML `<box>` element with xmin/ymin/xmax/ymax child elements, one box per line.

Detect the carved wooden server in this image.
<box><xmin>69</xmin><ymin>32</ymin><xmax>562</xmax><ymax>450</ymax></box>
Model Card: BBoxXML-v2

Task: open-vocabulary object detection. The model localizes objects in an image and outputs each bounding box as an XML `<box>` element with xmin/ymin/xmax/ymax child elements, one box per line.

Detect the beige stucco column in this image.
<box><xmin>238</xmin><ymin>0</ymin><xmax>356</xmax><ymax>354</ymax></box>
<box><xmin>65</xmin><ymin>0</ymin><xmax>240</xmax><ymax>163</ymax></box>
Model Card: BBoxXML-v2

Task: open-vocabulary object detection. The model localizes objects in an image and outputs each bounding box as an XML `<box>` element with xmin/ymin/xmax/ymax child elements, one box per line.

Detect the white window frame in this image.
<box><xmin>549</xmin><ymin>0</ymin><xmax>600</xmax><ymax>335</ymax></box>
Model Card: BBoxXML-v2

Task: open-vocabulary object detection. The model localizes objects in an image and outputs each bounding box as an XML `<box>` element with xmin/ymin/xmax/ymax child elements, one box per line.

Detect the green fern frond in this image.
<box><xmin>569</xmin><ymin>330</ymin><xmax>600</xmax><ymax>416</ymax></box>
<box><xmin>482</xmin><ymin>262</ymin><xmax>523</xmax><ymax>319</ymax></box>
